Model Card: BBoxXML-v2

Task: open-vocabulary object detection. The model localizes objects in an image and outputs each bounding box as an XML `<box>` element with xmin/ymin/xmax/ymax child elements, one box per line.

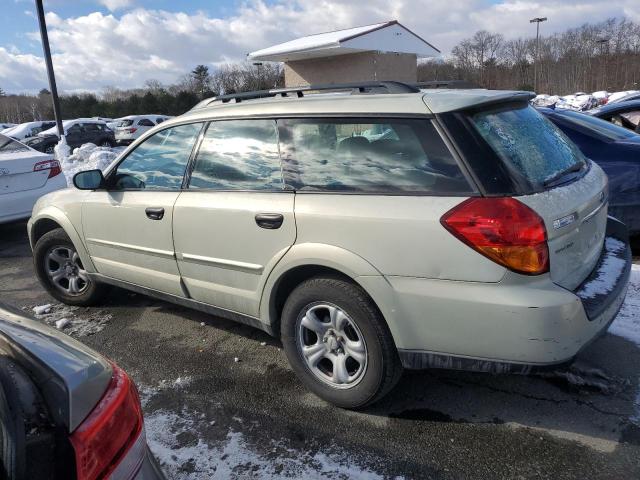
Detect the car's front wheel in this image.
<box><xmin>99</xmin><ymin>139</ymin><xmax>114</xmax><ymax>148</ymax></box>
<box><xmin>33</xmin><ymin>228</ymin><xmax>106</xmax><ymax>306</ymax></box>
<box><xmin>281</xmin><ymin>276</ymin><xmax>402</xmax><ymax>408</ymax></box>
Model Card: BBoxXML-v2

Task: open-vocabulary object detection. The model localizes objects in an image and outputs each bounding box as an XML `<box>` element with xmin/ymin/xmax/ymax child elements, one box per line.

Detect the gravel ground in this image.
<box><xmin>1</xmin><ymin>220</ymin><xmax>639</xmax><ymax>480</ymax></box>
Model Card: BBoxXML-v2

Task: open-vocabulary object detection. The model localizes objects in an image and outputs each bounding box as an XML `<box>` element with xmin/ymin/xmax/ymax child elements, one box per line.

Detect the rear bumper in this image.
<box><xmin>133</xmin><ymin>448</ymin><xmax>167</xmax><ymax>480</ymax></box>
<box><xmin>360</xmin><ymin>216</ymin><xmax>632</xmax><ymax>372</ymax></box>
<box><xmin>0</xmin><ymin>175</ymin><xmax>66</xmax><ymax>224</ymax></box>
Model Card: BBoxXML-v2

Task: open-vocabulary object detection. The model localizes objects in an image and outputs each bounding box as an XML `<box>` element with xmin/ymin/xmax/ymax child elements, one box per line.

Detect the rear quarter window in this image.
<box><xmin>277</xmin><ymin>118</ymin><xmax>473</xmax><ymax>194</ymax></box>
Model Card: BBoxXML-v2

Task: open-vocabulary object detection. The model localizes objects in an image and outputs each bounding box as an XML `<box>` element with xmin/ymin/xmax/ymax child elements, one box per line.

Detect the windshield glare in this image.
<box><xmin>471</xmin><ymin>104</ymin><xmax>586</xmax><ymax>187</ymax></box>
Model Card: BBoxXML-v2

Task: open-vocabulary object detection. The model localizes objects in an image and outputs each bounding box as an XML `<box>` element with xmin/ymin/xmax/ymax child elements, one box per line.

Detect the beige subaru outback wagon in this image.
<box><xmin>28</xmin><ymin>82</ymin><xmax>632</xmax><ymax>408</ymax></box>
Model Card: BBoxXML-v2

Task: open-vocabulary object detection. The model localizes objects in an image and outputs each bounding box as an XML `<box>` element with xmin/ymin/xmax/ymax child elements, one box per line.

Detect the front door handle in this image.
<box><xmin>145</xmin><ymin>207</ymin><xmax>165</xmax><ymax>220</ymax></box>
<box><xmin>255</xmin><ymin>213</ymin><xmax>284</xmax><ymax>229</ymax></box>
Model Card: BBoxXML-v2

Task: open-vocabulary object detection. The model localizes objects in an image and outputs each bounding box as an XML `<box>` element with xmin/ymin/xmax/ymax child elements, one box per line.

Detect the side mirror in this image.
<box><xmin>73</xmin><ymin>169</ymin><xmax>105</xmax><ymax>190</ymax></box>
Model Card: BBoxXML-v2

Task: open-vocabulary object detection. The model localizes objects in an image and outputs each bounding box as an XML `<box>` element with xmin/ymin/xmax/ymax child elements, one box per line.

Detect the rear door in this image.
<box><xmin>173</xmin><ymin>119</ymin><xmax>295</xmax><ymax>317</ymax></box>
<box><xmin>82</xmin><ymin>122</ymin><xmax>202</xmax><ymax>296</ymax></box>
<box><xmin>466</xmin><ymin>104</ymin><xmax>608</xmax><ymax>290</ymax></box>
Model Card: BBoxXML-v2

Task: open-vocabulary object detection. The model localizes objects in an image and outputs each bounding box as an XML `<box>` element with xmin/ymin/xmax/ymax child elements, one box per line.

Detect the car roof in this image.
<box><xmin>170</xmin><ymin>88</ymin><xmax>533</xmax><ymax>126</ymax></box>
<box><xmin>591</xmin><ymin>99</ymin><xmax>640</xmax><ymax>115</ymax></box>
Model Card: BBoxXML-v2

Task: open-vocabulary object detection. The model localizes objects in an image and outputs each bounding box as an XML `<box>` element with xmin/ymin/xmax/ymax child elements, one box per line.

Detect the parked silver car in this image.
<box><xmin>0</xmin><ymin>303</ymin><xmax>165</xmax><ymax>479</ymax></box>
<box><xmin>28</xmin><ymin>82</ymin><xmax>632</xmax><ymax>408</ymax></box>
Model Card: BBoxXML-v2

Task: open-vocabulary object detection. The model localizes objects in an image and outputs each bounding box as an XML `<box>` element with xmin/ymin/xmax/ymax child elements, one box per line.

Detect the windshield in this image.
<box><xmin>40</xmin><ymin>120</ymin><xmax>73</xmax><ymax>136</ymax></box>
<box><xmin>564</xmin><ymin>111</ymin><xmax>636</xmax><ymax>140</ymax></box>
<box><xmin>470</xmin><ymin>104</ymin><xmax>586</xmax><ymax>187</ymax></box>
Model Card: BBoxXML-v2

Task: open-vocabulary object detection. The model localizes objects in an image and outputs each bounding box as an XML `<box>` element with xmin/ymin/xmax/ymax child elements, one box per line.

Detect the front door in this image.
<box><xmin>82</xmin><ymin>122</ymin><xmax>203</xmax><ymax>296</ymax></box>
<box><xmin>173</xmin><ymin>119</ymin><xmax>295</xmax><ymax>317</ymax></box>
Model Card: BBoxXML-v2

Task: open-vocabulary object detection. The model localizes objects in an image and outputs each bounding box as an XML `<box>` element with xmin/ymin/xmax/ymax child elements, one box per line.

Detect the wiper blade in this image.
<box><xmin>543</xmin><ymin>162</ymin><xmax>584</xmax><ymax>187</ymax></box>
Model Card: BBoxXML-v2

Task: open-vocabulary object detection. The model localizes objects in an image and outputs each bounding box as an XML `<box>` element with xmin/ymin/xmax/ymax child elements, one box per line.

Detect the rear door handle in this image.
<box><xmin>255</xmin><ymin>213</ymin><xmax>284</xmax><ymax>229</ymax></box>
<box><xmin>145</xmin><ymin>207</ymin><xmax>165</xmax><ymax>220</ymax></box>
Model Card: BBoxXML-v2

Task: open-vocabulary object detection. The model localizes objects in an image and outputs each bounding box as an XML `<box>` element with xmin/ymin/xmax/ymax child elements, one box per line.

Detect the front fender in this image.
<box><xmin>29</xmin><ymin>206</ymin><xmax>96</xmax><ymax>273</ymax></box>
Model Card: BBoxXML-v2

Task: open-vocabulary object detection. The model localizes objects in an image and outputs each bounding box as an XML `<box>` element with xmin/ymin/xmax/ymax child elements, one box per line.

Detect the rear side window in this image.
<box><xmin>470</xmin><ymin>105</ymin><xmax>586</xmax><ymax>186</ymax></box>
<box><xmin>138</xmin><ymin>119</ymin><xmax>155</xmax><ymax>127</ymax></box>
<box><xmin>0</xmin><ymin>134</ymin><xmax>29</xmax><ymax>153</ymax></box>
<box><xmin>189</xmin><ymin>119</ymin><xmax>283</xmax><ymax>190</ymax></box>
<box><xmin>277</xmin><ymin>118</ymin><xmax>472</xmax><ymax>194</ymax></box>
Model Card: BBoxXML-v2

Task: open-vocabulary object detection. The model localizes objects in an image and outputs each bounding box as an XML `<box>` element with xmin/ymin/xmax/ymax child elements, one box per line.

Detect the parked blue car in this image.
<box><xmin>587</xmin><ymin>99</ymin><xmax>640</xmax><ymax>133</ymax></box>
<box><xmin>539</xmin><ymin>107</ymin><xmax>640</xmax><ymax>235</ymax></box>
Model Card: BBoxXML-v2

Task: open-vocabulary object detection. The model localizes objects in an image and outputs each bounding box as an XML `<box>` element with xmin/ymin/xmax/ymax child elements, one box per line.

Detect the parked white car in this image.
<box><xmin>114</xmin><ymin>115</ymin><xmax>171</xmax><ymax>145</ymax></box>
<box><xmin>2</xmin><ymin>121</ymin><xmax>57</xmax><ymax>140</ymax></box>
<box><xmin>0</xmin><ymin>134</ymin><xmax>66</xmax><ymax>224</ymax></box>
<box><xmin>0</xmin><ymin>123</ymin><xmax>17</xmax><ymax>131</ymax></box>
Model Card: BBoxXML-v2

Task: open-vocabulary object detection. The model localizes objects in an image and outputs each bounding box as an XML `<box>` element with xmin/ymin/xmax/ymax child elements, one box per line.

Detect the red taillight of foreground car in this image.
<box><xmin>33</xmin><ymin>159</ymin><xmax>61</xmax><ymax>179</ymax></box>
<box><xmin>70</xmin><ymin>363</ymin><xmax>144</xmax><ymax>480</ymax></box>
<box><xmin>441</xmin><ymin>197</ymin><xmax>550</xmax><ymax>275</ymax></box>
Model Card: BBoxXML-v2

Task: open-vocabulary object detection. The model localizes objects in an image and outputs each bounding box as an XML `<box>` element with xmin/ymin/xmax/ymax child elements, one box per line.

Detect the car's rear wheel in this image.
<box><xmin>33</xmin><ymin>228</ymin><xmax>106</xmax><ymax>306</ymax></box>
<box><xmin>44</xmin><ymin>145</ymin><xmax>54</xmax><ymax>154</ymax></box>
<box><xmin>281</xmin><ymin>276</ymin><xmax>402</xmax><ymax>408</ymax></box>
<box><xmin>99</xmin><ymin>139</ymin><xmax>113</xmax><ymax>148</ymax></box>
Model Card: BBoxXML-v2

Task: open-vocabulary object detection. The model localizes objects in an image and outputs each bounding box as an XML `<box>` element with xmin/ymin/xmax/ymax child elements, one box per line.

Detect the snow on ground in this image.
<box><xmin>143</xmin><ymin>407</ymin><xmax>391</xmax><ymax>480</ymax></box>
<box><xmin>55</xmin><ymin>140</ymin><xmax>125</xmax><ymax>186</ymax></box>
<box><xmin>139</xmin><ymin>377</ymin><xmax>393</xmax><ymax>480</ymax></box>
<box><xmin>30</xmin><ymin>302</ymin><xmax>111</xmax><ymax>337</ymax></box>
<box><xmin>608</xmin><ymin>264</ymin><xmax>640</xmax><ymax>423</ymax></box>
<box><xmin>609</xmin><ymin>264</ymin><xmax>640</xmax><ymax>346</ymax></box>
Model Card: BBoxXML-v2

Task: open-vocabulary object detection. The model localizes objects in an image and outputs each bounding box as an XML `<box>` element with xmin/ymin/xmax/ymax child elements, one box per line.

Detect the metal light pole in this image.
<box><xmin>35</xmin><ymin>0</ymin><xmax>63</xmax><ymax>139</ymax></box>
<box><xmin>596</xmin><ymin>38</ymin><xmax>609</xmax><ymax>90</ymax></box>
<box><xmin>530</xmin><ymin>17</ymin><xmax>547</xmax><ymax>93</ymax></box>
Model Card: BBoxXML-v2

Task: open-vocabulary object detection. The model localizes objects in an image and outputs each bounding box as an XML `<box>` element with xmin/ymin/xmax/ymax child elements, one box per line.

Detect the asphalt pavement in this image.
<box><xmin>0</xmin><ymin>220</ymin><xmax>638</xmax><ymax>480</ymax></box>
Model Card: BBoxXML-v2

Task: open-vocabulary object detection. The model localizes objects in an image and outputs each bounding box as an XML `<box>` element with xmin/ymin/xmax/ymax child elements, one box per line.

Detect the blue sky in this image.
<box><xmin>1</xmin><ymin>0</ymin><xmax>639</xmax><ymax>93</ymax></box>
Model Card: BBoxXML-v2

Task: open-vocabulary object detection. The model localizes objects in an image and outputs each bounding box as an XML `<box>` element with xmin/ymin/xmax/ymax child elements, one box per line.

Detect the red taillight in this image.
<box><xmin>70</xmin><ymin>363</ymin><xmax>144</xmax><ymax>480</ymax></box>
<box><xmin>33</xmin><ymin>159</ymin><xmax>61</xmax><ymax>178</ymax></box>
<box><xmin>127</xmin><ymin>127</ymin><xmax>137</xmax><ymax>134</ymax></box>
<box><xmin>441</xmin><ymin>197</ymin><xmax>549</xmax><ymax>275</ymax></box>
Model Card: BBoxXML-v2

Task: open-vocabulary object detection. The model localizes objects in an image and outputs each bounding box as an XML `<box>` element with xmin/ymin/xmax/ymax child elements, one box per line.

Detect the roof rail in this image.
<box><xmin>193</xmin><ymin>81</ymin><xmax>421</xmax><ymax>109</ymax></box>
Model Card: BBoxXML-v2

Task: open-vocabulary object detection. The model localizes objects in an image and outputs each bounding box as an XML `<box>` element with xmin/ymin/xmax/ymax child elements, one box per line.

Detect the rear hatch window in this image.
<box><xmin>470</xmin><ymin>104</ymin><xmax>587</xmax><ymax>190</ymax></box>
<box><xmin>118</xmin><ymin>120</ymin><xmax>134</xmax><ymax>127</ymax></box>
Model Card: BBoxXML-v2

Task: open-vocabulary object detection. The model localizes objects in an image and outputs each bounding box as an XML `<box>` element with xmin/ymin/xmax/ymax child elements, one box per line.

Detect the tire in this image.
<box><xmin>33</xmin><ymin>228</ymin><xmax>106</xmax><ymax>306</ymax></box>
<box><xmin>281</xmin><ymin>276</ymin><xmax>402</xmax><ymax>408</ymax></box>
<box><xmin>99</xmin><ymin>139</ymin><xmax>113</xmax><ymax>148</ymax></box>
<box><xmin>44</xmin><ymin>145</ymin><xmax>55</xmax><ymax>154</ymax></box>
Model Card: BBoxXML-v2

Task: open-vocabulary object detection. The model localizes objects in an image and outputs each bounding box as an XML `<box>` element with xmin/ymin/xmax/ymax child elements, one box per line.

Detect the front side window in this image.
<box><xmin>470</xmin><ymin>105</ymin><xmax>586</xmax><ymax>187</ymax></box>
<box><xmin>189</xmin><ymin>119</ymin><xmax>283</xmax><ymax>190</ymax></box>
<box><xmin>278</xmin><ymin>118</ymin><xmax>472</xmax><ymax>194</ymax></box>
<box><xmin>111</xmin><ymin>123</ymin><xmax>202</xmax><ymax>190</ymax></box>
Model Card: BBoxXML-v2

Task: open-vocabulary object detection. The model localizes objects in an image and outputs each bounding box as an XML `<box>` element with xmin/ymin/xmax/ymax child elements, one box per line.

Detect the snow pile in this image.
<box><xmin>56</xmin><ymin>141</ymin><xmax>125</xmax><ymax>186</ymax></box>
<box><xmin>532</xmin><ymin>94</ymin><xmax>561</xmax><ymax>108</ymax></box>
<box><xmin>556</xmin><ymin>94</ymin><xmax>598</xmax><ymax>111</ymax></box>
<box><xmin>576</xmin><ymin>237</ymin><xmax>627</xmax><ymax>300</ymax></box>
<box><xmin>31</xmin><ymin>302</ymin><xmax>112</xmax><ymax>337</ymax></box>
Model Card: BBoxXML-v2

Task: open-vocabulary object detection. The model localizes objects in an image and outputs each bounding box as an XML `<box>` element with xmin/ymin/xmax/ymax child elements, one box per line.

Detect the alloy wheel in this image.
<box><xmin>45</xmin><ymin>245</ymin><xmax>90</xmax><ymax>296</ymax></box>
<box><xmin>296</xmin><ymin>303</ymin><xmax>368</xmax><ymax>389</ymax></box>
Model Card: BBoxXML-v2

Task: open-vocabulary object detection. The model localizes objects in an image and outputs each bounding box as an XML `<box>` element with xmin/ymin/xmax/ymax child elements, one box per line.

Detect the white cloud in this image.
<box><xmin>1</xmin><ymin>0</ymin><xmax>639</xmax><ymax>93</ymax></box>
<box><xmin>99</xmin><ymin>0</ymin><xmax>134</xmax><ymax>11</ymax></box>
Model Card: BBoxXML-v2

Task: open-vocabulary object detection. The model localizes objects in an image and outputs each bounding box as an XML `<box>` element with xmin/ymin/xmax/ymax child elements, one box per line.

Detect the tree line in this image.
<box><xmin>2</xmin><ymin>17</ymin><xmax>640</xmax><ymax>124</ymax></box>
<box><xmin>418</xmin><ymin>17</ymin><xmax>640</xmax><ymax>93</ymax></box>
<box><xmin>0</xmin><ymin>62</ymin><xmax>283</xmax><ymax>124</ymax></box>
